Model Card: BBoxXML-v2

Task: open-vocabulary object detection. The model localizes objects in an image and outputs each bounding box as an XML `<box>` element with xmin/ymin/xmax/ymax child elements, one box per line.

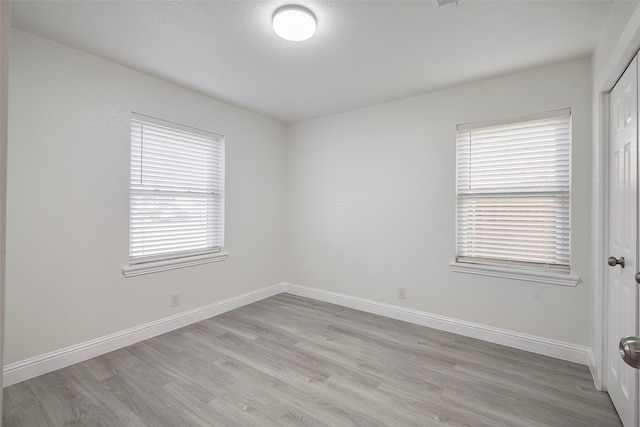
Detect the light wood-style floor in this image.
<box><xmin>3</xmin><ymin>293</ymin><xmax>621</xmax><ymax>426</ymax></box>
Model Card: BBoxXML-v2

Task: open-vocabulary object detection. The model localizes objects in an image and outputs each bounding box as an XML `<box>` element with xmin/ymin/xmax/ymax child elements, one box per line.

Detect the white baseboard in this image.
<box><xmin>3</xmin><ymin>283</ymin><xmax>285</xmax><ymax>387</ymax></box>
<box><xmin>4</xmin><ymin>281</ymin><xmax>591</xmax><ymax>387</ymax></box>
<box><xmin>281</xmin><ymin>283</ymin><xmax>591</xmax><ymax>365</ymax></box>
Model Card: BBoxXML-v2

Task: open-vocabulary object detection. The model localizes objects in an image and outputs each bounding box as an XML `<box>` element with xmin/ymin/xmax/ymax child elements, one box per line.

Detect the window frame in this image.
<box><xmin>122</xmin><ymin>113</ymin><xmax>227</xmax><ymax>278</ymax></box>
<box><xmin>450</xmin><ymin>109</ymin><xmax>579</xmax><ymax>286</ymax></box>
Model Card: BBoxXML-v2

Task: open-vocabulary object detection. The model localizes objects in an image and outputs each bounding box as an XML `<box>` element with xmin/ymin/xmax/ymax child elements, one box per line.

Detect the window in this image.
<box><xmin>452</xmin><ymin>109</ymin><xmax>577</xmax><ymax>286</ymax></box>
<box><xmin>123</xmin><ymin>113</ymin><xmax>226</xmax><ymax>277</ymax></box>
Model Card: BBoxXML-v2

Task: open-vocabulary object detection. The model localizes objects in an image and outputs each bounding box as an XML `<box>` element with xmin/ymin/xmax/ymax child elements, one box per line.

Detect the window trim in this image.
<box><xmin>123</xmin><ymin>251</ymin><xmax>228</xmax><ymax>278</ymax></box>
<box><xmin>452</xmin><ymin>108</ymin><xmax>578</xmax><ymax>285</ymax></box>
<box><xmin>124</xmin><ymin>113</ymin><xmax>226</xmax><ymax>277</ymax></box>
<box><xmin>449</xmin><ymin>260</ymin><xmax>579</xmax><ymax>286</ymax></box>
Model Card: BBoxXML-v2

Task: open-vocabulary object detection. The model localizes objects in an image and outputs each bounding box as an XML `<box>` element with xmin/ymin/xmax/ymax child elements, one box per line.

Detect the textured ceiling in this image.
<box><xmin>11</xmin><ymin>0</ymin><xmax>614</xmax><ymax>123</ymax></box>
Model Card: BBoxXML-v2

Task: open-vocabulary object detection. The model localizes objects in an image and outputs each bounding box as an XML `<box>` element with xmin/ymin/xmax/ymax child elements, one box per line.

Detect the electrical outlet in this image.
<box><xmin>171</xmin><ymin>293</ymin><xmax>181</xmax><ymax>307</ymax></box>
<box><xmin>398</xmin><ymin>287</ymin><xmax>407</xmax><ymax>299</ymax></box>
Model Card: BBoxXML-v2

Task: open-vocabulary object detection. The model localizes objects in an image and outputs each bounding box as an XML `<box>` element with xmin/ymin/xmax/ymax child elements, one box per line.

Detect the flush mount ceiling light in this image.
<box><xmin>272</xmin><ymin>5</ymin><xmax>316</xmax><ymax>42</ymax></box>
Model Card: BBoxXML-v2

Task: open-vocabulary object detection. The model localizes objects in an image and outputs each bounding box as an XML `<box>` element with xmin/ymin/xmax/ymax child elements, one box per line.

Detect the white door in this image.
<box><xmin>608</xmin><ymin>54</ymin><xmax>639</xmax><ymax>427</ymax></box>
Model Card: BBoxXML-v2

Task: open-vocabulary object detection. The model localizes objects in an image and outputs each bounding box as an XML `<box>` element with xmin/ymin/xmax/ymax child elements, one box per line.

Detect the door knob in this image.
<box><xmin>608</xmin><ymin>256</ymin><xmax>625</xmax><ymax>268</ymax></box>
<box><xmin>620</xmin><ymin>336</ymin><xmax>640</xmax><ymax>369</ymax></box>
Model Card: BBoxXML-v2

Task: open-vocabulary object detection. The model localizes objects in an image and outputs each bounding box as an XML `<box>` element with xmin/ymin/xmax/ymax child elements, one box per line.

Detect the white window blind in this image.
<box><xmin>456</xmin><ymin>109</ymin><xmax>571</xmax><ymax>271</ymax></box>
<box><xmin>129</xmin><ymin>113</ymin><xmax>224</xmax><ymax>265</ymax></box>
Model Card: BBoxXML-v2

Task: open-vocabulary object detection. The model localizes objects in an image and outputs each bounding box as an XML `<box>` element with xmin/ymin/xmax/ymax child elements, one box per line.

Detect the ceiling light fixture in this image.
<box><xmin>272</xmin><ymin>5</ymin><xmax>316</xmax><ymax>42</ymax></box>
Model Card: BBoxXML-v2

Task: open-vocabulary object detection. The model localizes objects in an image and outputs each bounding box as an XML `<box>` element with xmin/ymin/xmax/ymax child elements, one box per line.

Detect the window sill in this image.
<box><xmin>123</xmin><ymin>252</ymin><xmax>228</xmax><ymax>278</ymax></box>
<box><xmin>449</xmin><ymin>261</ymin><xmax>579</xmax><ymax>287</ymax></box>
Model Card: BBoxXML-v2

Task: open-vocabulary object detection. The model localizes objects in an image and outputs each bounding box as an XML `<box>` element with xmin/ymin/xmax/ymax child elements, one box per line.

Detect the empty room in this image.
<box><xmin>2</xmin><ymin>0</ymin><xmax>640</xmax><ymax>425</ymax></box>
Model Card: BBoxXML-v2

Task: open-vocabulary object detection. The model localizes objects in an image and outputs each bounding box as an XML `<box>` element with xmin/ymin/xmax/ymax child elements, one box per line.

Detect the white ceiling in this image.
<box><xmin>11</xmin><ymin>0</ymin><xmax>614</xmax><ymax>124</ymax></box>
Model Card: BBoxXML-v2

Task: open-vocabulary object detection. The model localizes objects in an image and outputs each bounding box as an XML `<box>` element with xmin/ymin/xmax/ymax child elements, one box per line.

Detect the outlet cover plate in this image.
<box><xmin>171</xmin><ymin>293</ymin><xmax>181</xmax><ymax>307</ymax></box>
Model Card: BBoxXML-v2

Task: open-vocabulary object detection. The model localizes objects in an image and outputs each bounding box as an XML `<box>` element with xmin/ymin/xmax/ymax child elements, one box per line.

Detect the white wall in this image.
<box><xmin>5</xmin><ymin>29</ymin><xmax>286</xmax><ymax>364</ymax></box>
<box><xmin>592</xmin><ymin>1</ymin><xmax>640</xmax><ymax>91</ymax></box>
<box><xmin>286</xmin><ymin>58</ymin><xmax>592</xmax><ymax>346</ymax></box>
<box><xmin>0</xmin><ymin>0</ymin><xmax>10</xmax><ymax>415</ymax></box>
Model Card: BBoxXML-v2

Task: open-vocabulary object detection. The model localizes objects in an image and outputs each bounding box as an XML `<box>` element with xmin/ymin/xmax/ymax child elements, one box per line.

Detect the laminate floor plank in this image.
<box><xmin>205</xmin><ymin>334</ymin><xmax>394</xmax><ymax>427</ymax></box>
<box><xmin>3</xmin><ymin>293</ymin><xmax>622</xmax><ymax>426</ymax></box>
